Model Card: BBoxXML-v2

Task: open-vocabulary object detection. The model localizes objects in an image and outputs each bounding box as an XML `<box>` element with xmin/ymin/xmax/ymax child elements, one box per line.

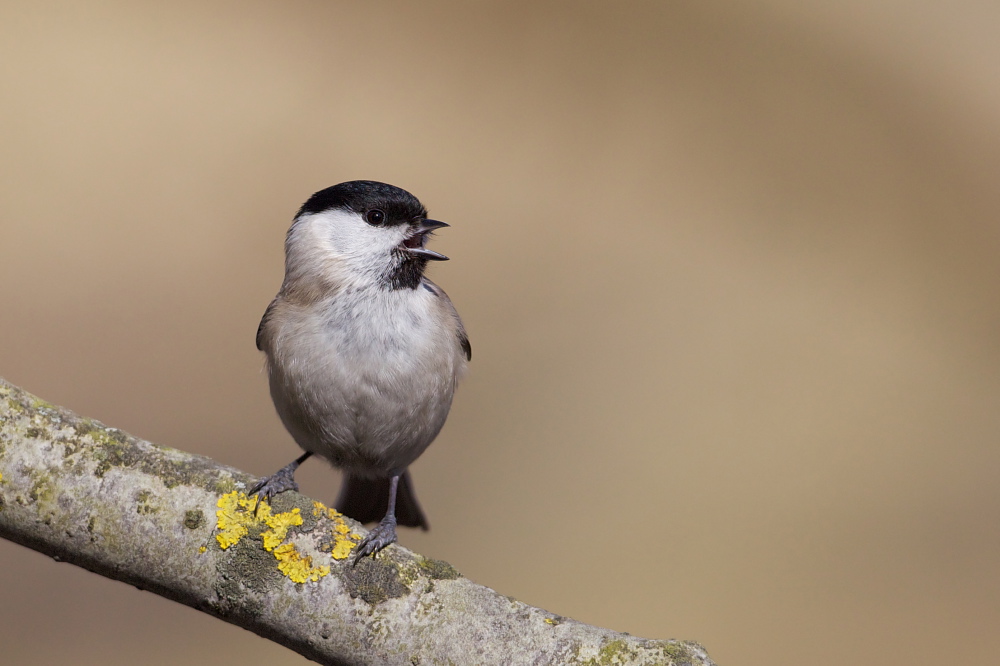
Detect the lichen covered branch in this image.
<box><xmin>0</xmin><ymin>378</ymin><xmax>714</xmax><ymax>666</ymax></box>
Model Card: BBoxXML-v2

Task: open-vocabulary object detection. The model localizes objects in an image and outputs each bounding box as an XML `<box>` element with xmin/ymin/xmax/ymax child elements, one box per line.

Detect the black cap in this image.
<box><xmin>297</xmin><ymin>181</ymin><xmax>427</xmax><ymax>226</ymax></box>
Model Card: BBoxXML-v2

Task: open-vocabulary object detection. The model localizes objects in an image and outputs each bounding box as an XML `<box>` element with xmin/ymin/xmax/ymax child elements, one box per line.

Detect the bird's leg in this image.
<box><xmin>249</xmin><ymin>451</ymin><xmax>313</xmax><ymax>515</ymax></box>
<box><xmin>353</xmin><ymin>474</ymin><xmax>400</xmax><ymax>562</ymax></box>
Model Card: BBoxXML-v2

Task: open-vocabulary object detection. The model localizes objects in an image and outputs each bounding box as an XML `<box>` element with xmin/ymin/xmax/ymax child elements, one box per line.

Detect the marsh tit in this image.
<box><xmin>250</xmin><ymin>180</ymin><xmax>470</xmax><ymax>560</ymax></box>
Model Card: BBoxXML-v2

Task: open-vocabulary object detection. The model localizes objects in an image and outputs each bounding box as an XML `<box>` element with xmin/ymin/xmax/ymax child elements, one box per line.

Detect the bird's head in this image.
<box><xmin>284</xmin><ymin>180</ymin><xmax>449</xmax><ymax>291</ymax></box>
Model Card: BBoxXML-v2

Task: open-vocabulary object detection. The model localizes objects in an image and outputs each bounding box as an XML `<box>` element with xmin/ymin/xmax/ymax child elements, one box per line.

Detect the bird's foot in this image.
<box><xmin>353</xmin><ymin>515</ymin><xmax>398</xmax><ymax>563</ymax></box>
<box><xmin>248</xmin><ymin>463</ymin><xmax>301</xmax><ymax>515</ymax></box>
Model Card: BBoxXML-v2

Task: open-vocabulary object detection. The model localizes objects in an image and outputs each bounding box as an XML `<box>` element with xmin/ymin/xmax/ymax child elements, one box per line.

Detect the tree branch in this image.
<box><xmin>0</xmin><ymin>377</ymin><xmax>715</xmax><ymax>665</ymax></box>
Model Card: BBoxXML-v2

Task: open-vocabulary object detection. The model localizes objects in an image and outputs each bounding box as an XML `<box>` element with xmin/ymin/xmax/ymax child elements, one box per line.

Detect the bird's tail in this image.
<box><xmin>335</xmin><ymin>470</ymin><xmax>429</xmax><ymax>530</ymax></box>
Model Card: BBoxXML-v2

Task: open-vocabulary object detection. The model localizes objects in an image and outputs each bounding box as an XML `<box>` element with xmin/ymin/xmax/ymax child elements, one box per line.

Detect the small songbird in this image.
<box><xmin>251</xmin><ymin>180</ymin><xmax>470</xmax><ymax>560</ymax></box>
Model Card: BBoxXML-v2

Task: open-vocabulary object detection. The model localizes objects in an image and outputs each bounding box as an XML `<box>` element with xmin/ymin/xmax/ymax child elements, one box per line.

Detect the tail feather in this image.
<box><xmin>335</xmin><ymin>470</ymin><xmax>429</xmax><ymax>530</ymax></box>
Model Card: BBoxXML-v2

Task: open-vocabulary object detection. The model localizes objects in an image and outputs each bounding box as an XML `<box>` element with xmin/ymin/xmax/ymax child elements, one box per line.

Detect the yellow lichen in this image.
<box><xmin>331</xmin><ymin>525</ymin><xmax>357</xmax><ymax>559</ymax></box>
<box><xmin>198</xmin><ymin>546</ymin><xmax>207</xmax><ymax>554</ymax></box>
<box><xmin>216</xmin><ymin>491</ymin><xmax>304</xmax><ymax>550</ymax></box>
<box><xmin>261</xmin><ymin>507</ymin><xmax>303</xmax><ymax>551</ymax></box>
<box><xmin>312</xmin><ymin>501</ymin><xmax>360</xmax><ymax>560</ymax></box>
<box><xmin>215</xmin><ymin>491</ymin><xmax>253</xmax><ymax>549</ymax></box>
<box><xmin>215</xmin><ymin>492</ymin><xmax>361</xmax><ymax>582</ymax></box>
<box><xmin>273</xmin><ymin>543</ymin><xmax>330</xmax><ymax>583</ymax></box>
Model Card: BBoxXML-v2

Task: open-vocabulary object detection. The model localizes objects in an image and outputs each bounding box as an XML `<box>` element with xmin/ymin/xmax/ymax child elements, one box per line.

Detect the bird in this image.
<box><xmin>250</xmin><ymin>180</ymin><xmax>470</xmax><ymax>561</ymax></box>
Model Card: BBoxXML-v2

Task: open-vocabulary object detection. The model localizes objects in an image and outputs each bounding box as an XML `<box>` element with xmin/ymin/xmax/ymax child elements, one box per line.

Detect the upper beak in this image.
<box><xmin>418</xmin><ymin>219</ymin><xmax>449</xmax><ymax>232</ymax></box>
<box><xmin>405</xmin><ymin>219</ymin><xmax>450</xmax><ymax>261</ymax></box>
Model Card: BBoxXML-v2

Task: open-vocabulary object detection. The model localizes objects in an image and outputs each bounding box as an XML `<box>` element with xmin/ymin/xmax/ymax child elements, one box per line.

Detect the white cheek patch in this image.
<box><xmin>298</xmin><ymin>209</ymin><xmax>409</xmax><ymax>277</ymax></box>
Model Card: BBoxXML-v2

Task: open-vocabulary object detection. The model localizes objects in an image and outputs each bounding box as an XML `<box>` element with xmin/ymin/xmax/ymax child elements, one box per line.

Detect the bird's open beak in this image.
<box><xmin>403</xmin><ymin>219</ymin><xmax>450</xmax><ymax>261</ymax></box>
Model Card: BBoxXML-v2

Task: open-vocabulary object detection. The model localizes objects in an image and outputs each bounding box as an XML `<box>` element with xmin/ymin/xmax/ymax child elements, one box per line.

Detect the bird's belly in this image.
<box><xmin>267</xmin><ymin>313</ymin><xmax>457</xmax><ymax>476</ymax></box>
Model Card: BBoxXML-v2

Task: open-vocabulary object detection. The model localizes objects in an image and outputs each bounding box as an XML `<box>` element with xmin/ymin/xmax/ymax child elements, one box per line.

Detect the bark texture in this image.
<box><xmin>0</xmin><ymin>377</ymin><xmax>715</xmax><ymax>666</ymax></box>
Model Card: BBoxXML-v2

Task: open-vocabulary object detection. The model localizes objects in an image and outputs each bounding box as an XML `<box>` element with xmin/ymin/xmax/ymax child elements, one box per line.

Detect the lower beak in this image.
<box><xmin>408</xmin><ymin>247</ymin><xmax>449</xmax><ymax>261</ymax></box>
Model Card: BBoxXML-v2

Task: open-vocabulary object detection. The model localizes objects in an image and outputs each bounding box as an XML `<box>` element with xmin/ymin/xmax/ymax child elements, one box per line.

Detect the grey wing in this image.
<box><xmin>422</xmin><ymin>279</ymin><xmax>471</xmax><ymax>361</ymax></box>
<box><xmin>459</xmin><ymin>327</ymin><xmax>472</xmax><ymax>361</ymax></box>
<box><xmin>256</xmin><ymin>299</ymin><xmax>278</xmax><ymax>351</ymax></box>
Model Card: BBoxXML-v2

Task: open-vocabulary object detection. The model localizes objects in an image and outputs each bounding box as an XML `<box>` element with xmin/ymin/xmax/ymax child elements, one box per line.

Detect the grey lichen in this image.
<box><xmin>344</xmin><ymin>557</ymin><xmax>410</xmax><ymax>605</ymax></box>
<box><xmin>184</xmin><ymin>509</ymin><xmax>206</xmax><ymax>530</ymax></box>
<box><xmin>28</xmin><ymin>469</ymin><xmax>55</xmax><ymax>505</ymax></box>
<box><xmin>575</xmin><ymin>637</ymin><xmax>705</xmax><ymax>666</ymax></box>
<box><xmin>416</xmin><ymin>556</ymin><xmax>460</xmax><ymax>581</ymax></box>
<box><xmin>136</xmin><ymin>489</ymin><xmax>159</xmax><ymax>515</ymax></box>
<box><xmin>214</xmin><ymin>536</ymin><xmax>284</xmax><ymax>602</ymax></box>
<box><xmin>0</xmin><ymin>381</ymin><xmax>244</xmax><ymax>495</ymax></box>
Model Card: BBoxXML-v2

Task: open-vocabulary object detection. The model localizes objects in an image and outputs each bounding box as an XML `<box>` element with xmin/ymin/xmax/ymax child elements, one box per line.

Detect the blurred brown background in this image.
<box><xmin>2</xmin><ymin>1</ymin><xmax>999</xmax><ymax>664</ymax></box>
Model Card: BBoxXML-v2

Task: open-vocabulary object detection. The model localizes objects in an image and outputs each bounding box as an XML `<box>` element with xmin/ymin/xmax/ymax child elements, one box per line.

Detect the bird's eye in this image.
<box><xmin>364</xmin><ymin>209</ymin><xmax>386</xmax><ymax>226</ymax></box>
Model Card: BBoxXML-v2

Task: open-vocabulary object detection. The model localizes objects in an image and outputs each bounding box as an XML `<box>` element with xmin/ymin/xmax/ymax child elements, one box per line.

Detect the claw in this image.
<box><xmin>352</xmin><ymin>516</ymin><xmax>398</xmax><ymax>564</ymax></box>
<box><xmin>248</xmin><ymin>453</ymin><xmax>311</xmax><ymax>516</ymax></box>
<box><xmin>248</xmin><ymin>474</ymin><xmax>298</xmax><ymax>514</ymax></box>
